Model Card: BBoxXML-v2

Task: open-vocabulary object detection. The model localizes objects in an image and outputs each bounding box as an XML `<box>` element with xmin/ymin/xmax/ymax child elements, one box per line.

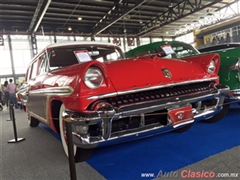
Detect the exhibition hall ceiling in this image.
<box><xmin>0</xmin><ymin>0</ymin><xmax>237</xmax><ymax>37</ymax></box>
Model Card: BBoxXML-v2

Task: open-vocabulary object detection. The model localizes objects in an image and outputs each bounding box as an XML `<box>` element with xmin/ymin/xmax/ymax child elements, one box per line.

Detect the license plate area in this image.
<box><xmin>168</xmin><ymin>105</ymin><xmax>194</xmax><ymax>128</ymax></box>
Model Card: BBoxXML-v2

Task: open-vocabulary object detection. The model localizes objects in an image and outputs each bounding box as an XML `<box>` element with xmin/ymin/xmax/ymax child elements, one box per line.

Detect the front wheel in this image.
<box><xmin>59</xmin><ymin>104</ymin><xmax>92</xmax><ymax>162</ymax></box>
<box><xmin>203</xmin><ymin>103</ymin><xmax>230</xmax><ymax>123</ymax></box>
<box><xmin>29</xmin><ymin>116</ymin><xmax>39</xmax><ymax>127</ymax></box>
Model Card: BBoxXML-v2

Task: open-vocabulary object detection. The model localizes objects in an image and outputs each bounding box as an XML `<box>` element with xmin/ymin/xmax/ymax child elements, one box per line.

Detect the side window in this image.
<box><xmin>30</xmin><ymin>60</ymin><xmax>38</xmax><ymax>79</ymax></box>
<box><xmin>39</xmin><ymin>54</ymin><xmax>48</xmax><ymax>75</ymax></box>
<box><xmin>173</xmin><ymin>43</ymin><xmax>199</xmax><ymax>58</ymax></box>
<box><xmin>26</xmin><ymin>66</ymin><xmax>32</xmax><ymax>81</ymax></box>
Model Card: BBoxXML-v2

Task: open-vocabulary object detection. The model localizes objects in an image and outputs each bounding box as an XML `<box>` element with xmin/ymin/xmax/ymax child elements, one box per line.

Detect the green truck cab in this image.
<box><xmin>125</xmin><ymin>41</ymin><xmax>200</xmax><ymax>59</ymax></box>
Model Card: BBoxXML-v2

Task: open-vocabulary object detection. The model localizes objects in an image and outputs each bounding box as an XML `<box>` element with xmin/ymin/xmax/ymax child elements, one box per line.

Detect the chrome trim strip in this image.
<box><xmin>87</xmin><ymin>92</ymin><xmax>118</xmax><ymax>100</ymax></box>
<box><xmin>29</xmin><ymin>86</ymin><xmax>74</xmax><ymax>96</ymax></box>
<box><xmin>87</xmin><ymin>78</ymin><xmax>218</xmax><ymax>100</ymax></box>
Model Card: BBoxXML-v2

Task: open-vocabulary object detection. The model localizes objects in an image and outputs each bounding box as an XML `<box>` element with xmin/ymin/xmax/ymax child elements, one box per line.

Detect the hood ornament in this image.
<box><xmin>162</xmin><ymin>68</ymin><xmax>172</xmax><ymax>78</ymax></box>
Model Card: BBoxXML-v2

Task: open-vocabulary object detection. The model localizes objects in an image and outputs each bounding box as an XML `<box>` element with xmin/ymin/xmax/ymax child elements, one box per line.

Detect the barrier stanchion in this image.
<box><xmin>6</xmin><ymin>101</ymin><xmax>12</xmax><ymax>121</ymax></box>
<box><xmin>8</xmin><ymin>104</ymin><xmax>25</xmax><ymax>143</ymax></box>
<box><xmin>64</xmin><ymin>117</ymin><xmax>77</xmax><ymax>180</ymax></box>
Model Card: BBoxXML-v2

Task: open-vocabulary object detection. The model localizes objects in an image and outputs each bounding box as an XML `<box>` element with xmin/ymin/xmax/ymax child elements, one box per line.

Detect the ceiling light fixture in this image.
<box><xmin>68</xmin><ymin>26</ymin><xmax>72</xmax><ymax>31</ymax></box>
<box><xmin>78</xmin><ymin>16</ymin><xmax>82</xmax><ymax>21</ymax></box>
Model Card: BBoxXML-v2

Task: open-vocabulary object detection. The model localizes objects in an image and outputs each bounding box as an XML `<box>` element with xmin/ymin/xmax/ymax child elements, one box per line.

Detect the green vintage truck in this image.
<box><xmin>125</xmin><ymin>41</ymin><xmax>240</xmax><ymax>103</ymax></box>
<box><xmin>198</xmin><ymin>43</ymin><xmax>240</xmax><ymax>103</ymax></box>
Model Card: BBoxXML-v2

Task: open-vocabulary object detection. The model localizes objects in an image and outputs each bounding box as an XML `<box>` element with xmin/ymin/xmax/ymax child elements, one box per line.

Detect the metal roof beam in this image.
<box><xmin>93</xmin><ymin>0</ymin><xmax>147</xmax><ymax>35</ymax></box>
<box><xmin>138</xmin><ymin>0</ymin><xmax>221</xmax><ymax>36</ymax></box>
<box><xmin>28</xmin><ymin>0</ymin><xmax>45</xmax><ymax>31</ymax></box>
<box><xmin>32</xmin><ymin>0</ymin><xmax>52</xmax><ymax>32</ymax></box>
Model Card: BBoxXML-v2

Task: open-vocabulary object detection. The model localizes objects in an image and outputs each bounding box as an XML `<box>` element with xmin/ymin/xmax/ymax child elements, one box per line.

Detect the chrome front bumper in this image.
<box><xmin>63</xmin><ymin>84</ymin><xmax>230</xmax><ymax>149</ymax></box>
<box><xmin>226</xmin><ymin>89</ymin><xmax>240</xmax><ymax>101</ymax></box>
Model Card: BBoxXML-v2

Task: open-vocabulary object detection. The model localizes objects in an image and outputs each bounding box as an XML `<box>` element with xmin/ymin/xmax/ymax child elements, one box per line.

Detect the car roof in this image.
<box><xmin>46</xmin><ymin>41</ymin><xmax>118</xmax><ymax>49</ymax></box>
<box><xmin>35</xmin><ymin>41</ymin><xmax>121</xmax><ymax>61</ymax></box>
<box><xmin>133</xmin><ymin>40</ymin><xmax>183</xmax><ymax>49</ymax></box>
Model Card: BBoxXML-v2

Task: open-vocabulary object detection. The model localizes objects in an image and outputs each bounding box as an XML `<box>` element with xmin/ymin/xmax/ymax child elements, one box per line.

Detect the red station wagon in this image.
<box><xmin>18</xmin><ymin>42</ymin><xmax>229</xmax><ymax>162</ymax></box>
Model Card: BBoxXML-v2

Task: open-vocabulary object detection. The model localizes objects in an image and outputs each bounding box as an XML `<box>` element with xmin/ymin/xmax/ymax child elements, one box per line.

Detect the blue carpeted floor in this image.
<box><xmin>40</xmin><ymin>103</ymin><xmax>240</xmax><ymax>180</ymax></box>
<box><xmin>86</xmin><ymin>103</ymin><xmax>240</xmax><ymax>180</ymax></box>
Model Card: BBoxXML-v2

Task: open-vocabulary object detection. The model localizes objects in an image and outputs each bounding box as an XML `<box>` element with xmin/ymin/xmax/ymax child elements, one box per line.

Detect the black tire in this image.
<box><xmin>59</xmin><ymin>104</ymin><xmax>92</xmax><ymax>162</ymax></box>
<box><xmin>203</xmin><ymin>103</ymin><xmax>230</xmax><ymax>123</ymax></box>
<box><xmin>29</xmin><ymin>116</ymin><xmax>39</xmax><ymax>127</ymax></box>
<box><xmin>74</xmin><ymin>148</ymin><xmax>93</xmax><ymax>163</ymax></box>
<box><xmin>173</xmin><ymin>123</ymin><xmax>193</xmax><ymax>133</ymax></box>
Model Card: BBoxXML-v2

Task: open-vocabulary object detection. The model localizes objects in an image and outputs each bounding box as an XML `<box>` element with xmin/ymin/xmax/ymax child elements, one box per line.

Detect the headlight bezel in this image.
<box><xmin>208</xmin><ymin>60</ymin><xmax>216</xmax><ymax>74</ymax></box>
<box><xmin>235</xmin><ymin>58</ymin><xmax>240</xmax><ymax>71</ymax></box>
<box><xmin>84</xmin><ymin>67</ymin><xmax>103</xmax><ymax>89</ymax></box>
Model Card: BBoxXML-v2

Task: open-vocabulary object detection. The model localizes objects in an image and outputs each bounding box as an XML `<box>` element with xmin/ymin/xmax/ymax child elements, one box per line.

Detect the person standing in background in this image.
<box><xmin>3</xmin><ymin>81</ymin><xmax>9</xmax><ymax>109</ymax></box>
<box><xmin>6</xmin><ymin>79</ymin><xmax>18</xmax><ymax>109</ymax></box>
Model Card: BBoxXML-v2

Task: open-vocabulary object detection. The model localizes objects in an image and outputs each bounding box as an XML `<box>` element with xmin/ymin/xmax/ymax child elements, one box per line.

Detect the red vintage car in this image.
<box><xmin>18</xmin><ymin>42</ymin><xmax>229</xmax><ymax>162</ymax></box>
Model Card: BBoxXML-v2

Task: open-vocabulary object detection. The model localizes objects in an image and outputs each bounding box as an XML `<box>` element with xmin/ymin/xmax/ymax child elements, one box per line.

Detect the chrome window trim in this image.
<box><xmin>29</xmin><ymin>86</ymin><xmax>74</xmax><ymax>96</ymax></box>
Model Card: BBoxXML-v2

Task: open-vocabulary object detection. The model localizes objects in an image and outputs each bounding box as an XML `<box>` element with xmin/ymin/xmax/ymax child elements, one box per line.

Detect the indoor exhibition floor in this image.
<box><xmin>0</xmin><ymin>103</ymin><xmax>239</xmax><ymax>180</ymax></box>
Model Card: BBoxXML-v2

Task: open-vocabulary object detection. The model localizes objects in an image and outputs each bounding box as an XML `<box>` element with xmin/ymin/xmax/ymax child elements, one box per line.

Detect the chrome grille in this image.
<box><xmin>104</xmin><ymin>81</ymin><xmax>214</xmax><ymax>107</ymax></box>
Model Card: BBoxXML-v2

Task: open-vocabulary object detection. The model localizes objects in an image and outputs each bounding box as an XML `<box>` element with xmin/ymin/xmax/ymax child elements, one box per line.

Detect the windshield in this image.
<box><xmin>155</xmin><ymin>43</ymin><xmax>200</xmax><ymax>59</ymax></box>
<box><xmin>48</xmin><ymin>45</ymin><xmax>124</xmax><ymax>70</ymax></box>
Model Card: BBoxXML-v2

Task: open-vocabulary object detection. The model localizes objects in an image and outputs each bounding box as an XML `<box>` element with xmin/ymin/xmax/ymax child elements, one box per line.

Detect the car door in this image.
<box><xmin>27</xmin><ymin>53</ymin><xmax>50</xmax><ymax>124</ymax></box>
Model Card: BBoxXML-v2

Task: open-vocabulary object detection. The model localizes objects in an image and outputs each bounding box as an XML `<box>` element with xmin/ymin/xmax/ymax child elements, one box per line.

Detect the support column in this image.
<box><xmin>137</xmin><ymin>37</ymin><xmax>141</xmax><ymax>46</ymax></box>
<box><xmin>123</xmin><ymin>36</ymin><xmax>126</xmax><ymax>52</ymax></box>
<box><xmin>54</xmin><ymin>35</ymin><xmax>57</xmax><ymax>43</ymax></box>
<box><xmin>30</xmin><ymin>33</ymin><xmax>38</xmax><ymax>57</ymax></box>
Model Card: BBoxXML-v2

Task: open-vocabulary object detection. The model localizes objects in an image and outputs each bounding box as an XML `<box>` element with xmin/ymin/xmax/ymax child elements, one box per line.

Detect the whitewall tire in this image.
<box><xmin>59</xmin><ymin>103</ymin><xmax>92</xmax><ymax>162</ymax></box>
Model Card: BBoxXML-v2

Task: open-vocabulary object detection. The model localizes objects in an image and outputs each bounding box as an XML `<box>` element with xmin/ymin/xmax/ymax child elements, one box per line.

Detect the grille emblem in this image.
<box><xmin>162</xmin><ymin>68</ymin><xmax>172</xmax><ymax>78</ymax></box>
<box><xmin>178</xmin><ymin>113</ymin><xmax>184</xmax><ymax>120</ymax></box>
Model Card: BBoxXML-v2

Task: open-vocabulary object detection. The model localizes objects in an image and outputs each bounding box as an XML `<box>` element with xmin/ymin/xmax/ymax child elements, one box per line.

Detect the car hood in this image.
<box><xmin>104</xmin><ymin>57</ymin><xmax>211</xmax><ymax>92</ymax></box>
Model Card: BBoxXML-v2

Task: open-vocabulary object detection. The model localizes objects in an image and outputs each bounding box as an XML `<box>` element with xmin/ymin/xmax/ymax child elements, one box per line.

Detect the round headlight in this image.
<box><xmin>208</xmin><ymin>60</ymin><xmax>216</xmax><ymax>74</ymax></box>
<box><xmin>84</xmin><ymin>67</ymin><xmax>103</xmax><ymax>89</ymax></box>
